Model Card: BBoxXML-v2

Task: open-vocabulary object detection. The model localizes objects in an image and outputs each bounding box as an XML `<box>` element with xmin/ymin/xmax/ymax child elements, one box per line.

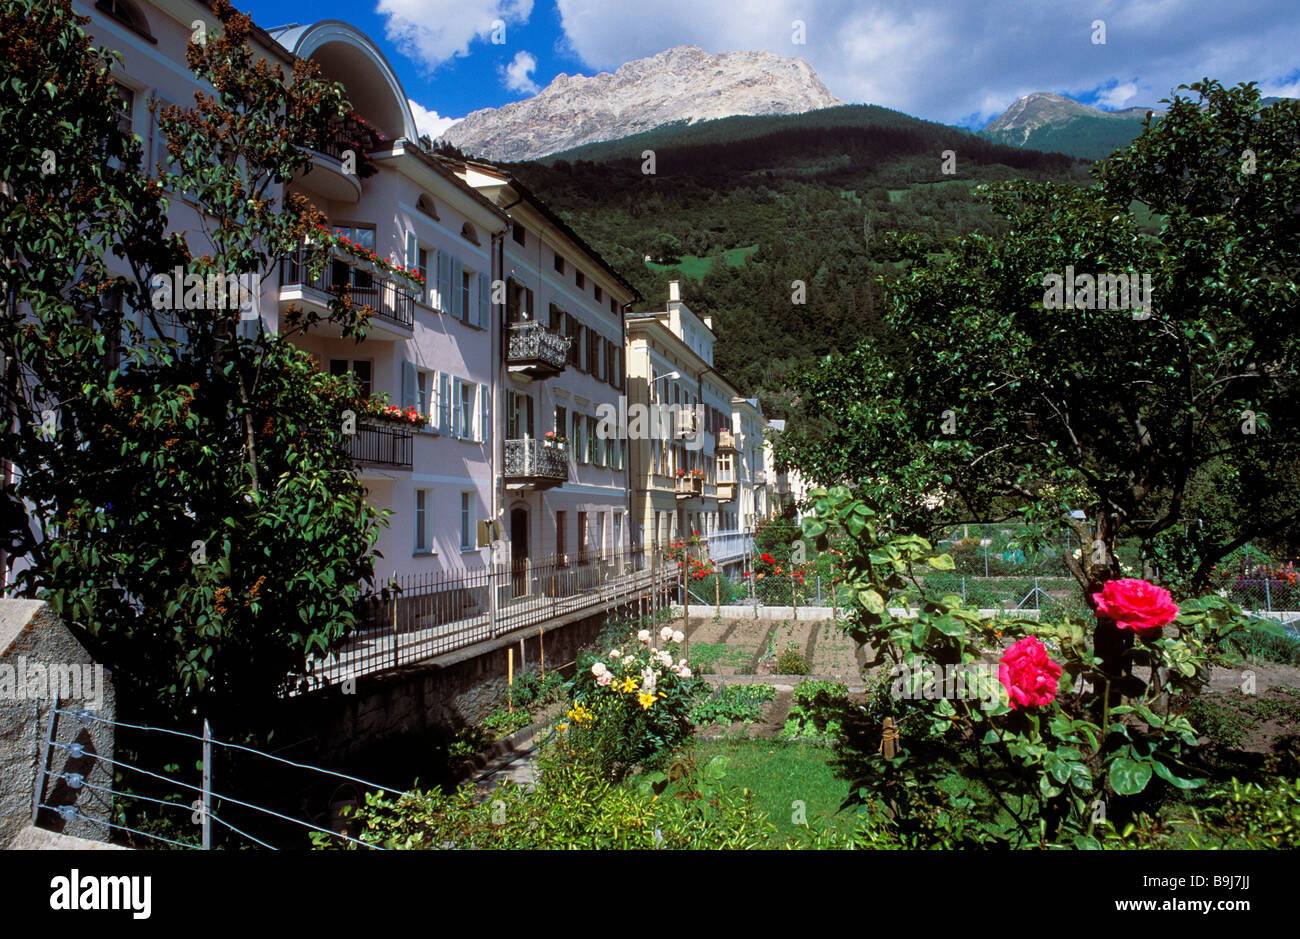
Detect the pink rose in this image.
<box><xmin>998</xmin><ymin>636</ymin><xmax>1063</xmax><ymax>709</ymax></box>
<box><xmin>1092</xmin><ymin>578</ymin><xmax>1178</xmax><ymax>633</ymax></box>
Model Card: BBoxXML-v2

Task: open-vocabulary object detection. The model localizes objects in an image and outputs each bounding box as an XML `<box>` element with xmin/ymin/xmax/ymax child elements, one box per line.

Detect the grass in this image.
<box><xmin>644</xmin><ymin>244</ymin><xmax>758</xmax><ymax>280</ymax></box>
<box><xmin>688</xmin><ymin>641</ymin><xmax>752</xmax><ymax>674</ymax></box>
<box><xmin>683</xmin><ymin>737</ymin><xmax>865</xmax><ymax>840</ymax></box>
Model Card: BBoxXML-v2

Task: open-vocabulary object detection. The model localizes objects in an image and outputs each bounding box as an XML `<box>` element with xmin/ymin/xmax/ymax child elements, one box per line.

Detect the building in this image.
<box><xmin>625</xmin><ymin>281</ymin><xmax>779</xmax><ymax>567</ymax></box>
<box><xmin>439</xmin><ymin>158</ymin><xmax>639</xmax><ymax>573</ymax></box>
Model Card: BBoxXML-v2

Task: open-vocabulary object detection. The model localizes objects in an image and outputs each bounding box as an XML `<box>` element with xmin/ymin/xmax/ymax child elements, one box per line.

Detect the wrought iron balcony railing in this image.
<box><xmin>506</xmin><ymin>321</ymin><xmax>571</xmax><ymax>377</ymax></box>
<box><xmin>349</xmin><ymin>422</ymin><xmax>413</xmax><ymax>469</ymax></box>
<box><xmin>280</xmin><ymin>250</ymin><xmax>415</xmax><ymax>330</ymax></box>
<box><xmin>504</xmin><ymin>438</ymin><xmax>569</xmax><ymax>486</ymax></box>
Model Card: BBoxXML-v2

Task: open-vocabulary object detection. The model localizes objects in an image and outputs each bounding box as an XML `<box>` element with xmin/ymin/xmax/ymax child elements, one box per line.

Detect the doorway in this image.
<box><xmin>511</xmin><ymin>507</ymin><xmax>529</xmax><ymax>598</ymax></box>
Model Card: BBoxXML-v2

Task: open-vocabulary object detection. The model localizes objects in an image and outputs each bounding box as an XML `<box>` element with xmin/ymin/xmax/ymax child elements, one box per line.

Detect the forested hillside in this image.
<box><xmin>502</xmin><ymin>105</ymin><xmax>1090</xmax><ymax>414</ymax></box>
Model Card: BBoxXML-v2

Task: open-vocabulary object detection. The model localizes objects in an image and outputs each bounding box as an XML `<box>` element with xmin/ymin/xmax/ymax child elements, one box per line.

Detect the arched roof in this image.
<box><xmin>270</xmin><ymin>20</ymin><xmax>416</xmax><ymax>143</ymax></box>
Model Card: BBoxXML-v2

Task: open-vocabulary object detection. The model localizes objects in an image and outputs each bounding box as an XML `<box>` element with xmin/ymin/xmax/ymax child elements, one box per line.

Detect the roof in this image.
<box><xmin>437</xmin><ymin>155</ymin><xmax>641</xmax><ymax>303</ymax></box>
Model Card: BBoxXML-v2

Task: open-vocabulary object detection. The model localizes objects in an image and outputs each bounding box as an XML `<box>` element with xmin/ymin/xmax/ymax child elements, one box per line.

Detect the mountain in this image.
<box><xmin>441</xmin><ymin>45</ymin><xmax>843</xmax><ymax>162</ymax></box>
<box><xmin>500</xmin><ymin>106</ymin><xmax>1088</xmax><ymax>414</ymax></box>
<box><xmin>979</xmin><ymin>92</ymin><xmax>1163</xmax><ymax>160</ymax></box>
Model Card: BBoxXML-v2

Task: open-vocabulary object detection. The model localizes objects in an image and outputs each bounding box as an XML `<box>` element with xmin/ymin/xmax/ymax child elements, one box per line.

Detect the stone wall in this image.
<box><xmin>272</xmin><ymin>608</ymin><xmax>611</xmax><ymax>769</ymax></box>
<box><xmin>0</xmin><ymin>600</ymin><xmax>117</xmax><ymax>848</ymax></box>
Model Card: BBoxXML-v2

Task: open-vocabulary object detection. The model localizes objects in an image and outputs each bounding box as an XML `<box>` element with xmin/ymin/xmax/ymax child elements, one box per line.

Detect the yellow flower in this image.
<box><xmin>620</xmin><ymin>676</ymin><xmax>638</xmax><ymax>694</ymax></box>
<box><xmin>570</xmin><ymin>704</ymin><xmax>591</xmax><ymax>724</ymax></box>
<box><xmin>637</xmin><ymin>692</ymin><xmax>655</xmax><ymax>710</ymax></box>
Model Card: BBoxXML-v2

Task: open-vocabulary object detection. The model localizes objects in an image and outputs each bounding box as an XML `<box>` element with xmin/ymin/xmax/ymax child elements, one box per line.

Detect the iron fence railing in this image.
<box><xmin>279</xmin><ymin>251</ymin><xmax>415</xmax><ymax>330</ymax></box>
<box><xmin>506</xmin><ymin>321</ymin><xmax>571</xmax><ymax>371</ymax></box>
<box><xmin>503</xmin><ymin>438</ymin><xmax>569</xmax><ymax>481</ymax></box>
<box><xmin>348</xmin><ymin>422</ymin><xmax>413</xmax><ymax>469</ymax></box>
<box><xmin>306</xmin><ymin>549</ymin><xmax>685</xmax><ymax>684</ymax></box>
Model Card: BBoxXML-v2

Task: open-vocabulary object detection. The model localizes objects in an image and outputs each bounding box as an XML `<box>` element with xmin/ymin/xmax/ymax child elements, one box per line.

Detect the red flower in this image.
<box><xmin>1092</xmin><ymin>579</ymin><xmax>1179</xmax><ymax>634</ymax></box>
<box><xmin>998</xmin><ymin>637</ymin><xmax>1063</xmax><ymax>709</ymax></box>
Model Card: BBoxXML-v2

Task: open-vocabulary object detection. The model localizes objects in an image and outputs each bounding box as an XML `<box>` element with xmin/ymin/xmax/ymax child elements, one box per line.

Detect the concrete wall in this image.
<box><xmin>0</xmin><ymin>600</ymin><xmax>116</xmax><ymax>849</ymax></box>
<box><xmin>272</xmin><ymin>606</ymin><xmax>614</xmax><ymax>768</ymax></box>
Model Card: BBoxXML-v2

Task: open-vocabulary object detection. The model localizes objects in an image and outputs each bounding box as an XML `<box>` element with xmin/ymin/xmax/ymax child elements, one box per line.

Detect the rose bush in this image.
<box><xmin>800</xmin><ymin>485</ymin><xmax>1284</xmax><ymax>847</ymax></box>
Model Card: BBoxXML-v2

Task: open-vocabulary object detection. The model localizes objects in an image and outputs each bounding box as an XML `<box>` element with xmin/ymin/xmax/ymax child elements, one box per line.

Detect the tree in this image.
<box><xmin>0</xmin><ymin>0</ymin><xmax>386</xmax><ymax>723</ymax></box>
<box><xmin>777</xmin><ymin>80</ymin><xmax>1300</xmax><ymax>681</ymax></box>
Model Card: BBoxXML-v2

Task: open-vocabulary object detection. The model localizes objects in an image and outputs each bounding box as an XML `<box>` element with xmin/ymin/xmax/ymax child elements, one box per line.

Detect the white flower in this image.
<box><xmin>678</xmin><ymin>666</ymin><xmax>692</xmax><ymax>679</ymax></box>
<box><xmin>672</xmin><ymin>630</ymin><xmax>684</xmax><ymax>644</ymax></box>
<box><xmin>596</xmin><ymin>671</ymin><xmax>613</xmax><ymax>687</ymax></box>
<box><xmin>660</xmin><ymin>626</ymin><xmax>674</xmax><ymax>642</ymax></box>
<box><xmin>623</xmin><ymin>655</ymin><xmax>635</xmax><ymax>667</ymax></box>
<box><xmin>591</xmin><ymin>662</ymin><xmax>607</xmax><ymax>678</ymax></box>
<box><xmin>637</xmin><ymin>629</ymin><xmax>651</xmax><ymax>643</ymax></box>
<box><xmin>659</xmin><ymin>651</ymin><xmax>674</xmax><ymax>668</ymax></box>
<box><xmin>678</xmin><ymin>658</ymin><xmax>687</xmax><ymax>668</ymax></box>
<box><xmin>609</xmin><ymin>649</ymin><xmax>621</xmax><ymax>659</ymax></box>
<box><xmin>641</xmin><ymin>666</ymin><xmax>657</xmax><ymax>693</ymax></box>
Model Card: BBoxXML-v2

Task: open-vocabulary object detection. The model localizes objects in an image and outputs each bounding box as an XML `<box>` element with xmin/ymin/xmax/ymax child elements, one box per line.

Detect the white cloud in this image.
<box><xmin>377</xmin><ymin>0</ymin><xmax>535</xmax><ymax>68</ymax></box>
<box><xmin>552</xmin><ymin>0</ymin><xmax>1300</xmax><ymax>126</ymax></box>
<box><xmin>500</xmin><ymin>50</ymin><xmax>541</xmax><ymax>94</ymax></box>
<box><xmin>1094</xmin><ymin>81</ymin><xmax>1140</xmax><ymax>109</ymax></box>
<box><xmin>408</xmin><ymin>99</ymin><xmax>459</xmax><ymax>139</ymax></box>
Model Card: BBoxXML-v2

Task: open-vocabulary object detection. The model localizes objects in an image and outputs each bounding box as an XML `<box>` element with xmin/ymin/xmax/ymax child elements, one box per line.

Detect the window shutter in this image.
<box><xmin>477</xmin><ymin>273</ymin><xmax>489</xmax><ymax>328</ymax></box>
<box><xmin>451</xmin><ymin>256</ymin><xmax>464</xmax><ymax>320</ymax></box>
<box><xmin>405</xmin><ymin>231</ymin><xmax>418</xmax><ymax>269</ymax></box>
<box><xmin>525</xmin><ymin>287</ymin><xmax>535</xmax><ymax>320</ymax></box>
<box><xmin>438</xmin><ymin>372</ymin><xmax>451</xmax><ymax>433</ymax></box>
<box><xmin>479</xmin><ymin>383</ymin><xmax>490</xmax><ymax>443</ymax></box>
<box><xmin>452</xmin><ymin>378</ymin><xmax>464</xmax><ymax>438</ymax></box>
<box><xmin>438</xmin><ymin>251</ymin><xmax>452</xmax><ymax>314</ymax></box>
<box><xmin>402</xmin><ymin>361</ymin><xmax>416</xmax><ymax>410</ymax></box>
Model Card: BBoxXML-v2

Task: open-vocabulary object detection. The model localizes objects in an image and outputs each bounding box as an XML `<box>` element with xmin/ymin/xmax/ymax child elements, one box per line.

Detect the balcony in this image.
<box><xmin>675</xmin><ymin>475</ymin><xmax>703</xmax><ymax>500</ymax></box>
<box><xmin>752</xmin><ymin>470</ymin><xmax>768</xmax><ymax>486</ymax></box>
<box><xmin>349</xmin><ymin>422</ymin><xmax>413</xmax><ymax>472</ymax></box>
<box><xmin>717</xmin><ymin>428</ymin><xmax>737</xmax><ymax>451</ymax></box>
<box><xmin>504</xmin><ymin>438</ymin><xmax>569</xmax><ymax>491</ymax></box>
<box><xmin>674</xmin><ymin>408</ymin><xmax>698</xmax><ymax>439</ymax></box>
<box><xmin>292</xmin><ymin>115</ymin><xmax>385</xmax><ymax>204</ymax></box>
<box><xmin>506</xmin><ymin>321</ymin><xmax>571</xmax><ymax>379</ymax></box>
<box><xmin>715</xmin><ymin>480</ymin><xmax>736</xmax><ymax>502</ymax></box>
<box><xmin>279</xmin><ymin>251</ymin><xmax>416</xmax><ymax>341</ymax></box>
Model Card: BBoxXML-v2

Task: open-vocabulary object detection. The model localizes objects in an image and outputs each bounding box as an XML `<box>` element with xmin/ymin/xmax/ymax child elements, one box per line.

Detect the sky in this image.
<box><xmin>238</xmin><ymin>0</ymin><xmax>1300</xmax><ymax>138</ymax></box>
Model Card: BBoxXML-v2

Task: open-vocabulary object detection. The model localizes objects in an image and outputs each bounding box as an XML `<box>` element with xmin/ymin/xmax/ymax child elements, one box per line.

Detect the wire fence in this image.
<box><xmin>34</xmin><ymin>705</ymin><xmax>418</xmax><ymax>851</ymax></box>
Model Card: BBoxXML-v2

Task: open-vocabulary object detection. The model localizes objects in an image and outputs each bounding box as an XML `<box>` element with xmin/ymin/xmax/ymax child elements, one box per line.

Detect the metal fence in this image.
<box><xmin>303</xmin><ymin>548</ymin><xmax>681</xmax><ymax>687</ymax></box>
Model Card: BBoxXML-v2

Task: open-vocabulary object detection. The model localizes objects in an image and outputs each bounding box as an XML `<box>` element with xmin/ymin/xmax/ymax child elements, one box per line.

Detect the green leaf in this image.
<box><xmin>927</xmin><ymin>553</ymin><xmax>955</xmax><ymax>571</ymax></box>
<box><xmin>911</xmin><ymin>620</ymin><xmax>931</xmax><ymax>647</ymax></box>
<box><xmin>1108</xmin><ymin>757</ymin><xmax>1153</xmax><ymax>796</ymax></box>
<box><xmin>1151</xmin><ymin>760</ymin><xmax>1204</xmax><ymax>790</ymax></box>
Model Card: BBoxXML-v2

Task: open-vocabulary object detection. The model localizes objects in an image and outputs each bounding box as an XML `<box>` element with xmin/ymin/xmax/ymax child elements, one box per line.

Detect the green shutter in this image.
<box><xmin>402</xmin><ymin>361</ymin><xmax>416</xmax><ymax>410</ymax></box>
<box><xmin>451</xmin><ymin>256</ymin><xmax>464</xmax><ymax>320</ymax></box>
<box><xmin>438</xmin><ymin>251</ymin><xmax>451</xmax><ymax>314</ymax></box>
<box><xmin>477</xmin><ymin>273</ymin><xmax>489</xmax><ymax>328</ymax></box>
<box><xmin>479</xmin><ymin>382</ymin><xmax>490</xmax><ymax>443</ymax></box>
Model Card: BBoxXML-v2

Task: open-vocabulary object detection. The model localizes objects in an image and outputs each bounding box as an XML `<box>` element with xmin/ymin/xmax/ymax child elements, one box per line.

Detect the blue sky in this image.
<box><xmin>238</xmin><ymin>0</ymin><xmax>1300</xmax><ymax>137</ymax></box>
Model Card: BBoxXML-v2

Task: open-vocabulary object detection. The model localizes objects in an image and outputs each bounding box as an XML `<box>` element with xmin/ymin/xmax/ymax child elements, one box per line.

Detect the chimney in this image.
<box><xmin>668</xmin><ymin>279</ymin><xmax>680</xmax><ymax>303</ymax></box>
<box><xmin>703</xmin><ymin>315</ymin><xmax>713</xmax><ymax>330</ymax></box>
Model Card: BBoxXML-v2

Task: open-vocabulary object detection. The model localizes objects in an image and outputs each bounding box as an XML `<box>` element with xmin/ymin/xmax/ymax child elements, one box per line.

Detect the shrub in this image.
<box><xmin>566</xmin><ymin>623</ymin><xmax>705</xmax><ymax>779</ymax></box>
<box><xmin>782</xmin><ymin>679</ymin><xmax>850</xmax><ymax>740</ymax></box>
<box><xmin>323</xmin><ymin>744</ymin><xmax>777</xmax><ymax>849</ymax></box>
<box><xmin>483</xmin><ymin>706</ymin><xmax>532</xmax><ymax>740</ymax></box>
<box><xmin>691</xmin><ymin>683</ymin><xmax>776</xmax><ymax>727</ymax></box>
<box><xmin>1106</xmin><ymin>778</ymin><xmax>1300</xmax><ymax>849</ymax></box>
<box><xmin>774</xmin><ymin>646</ymin><xmax>811</xmax><ymax>675</ymax></box>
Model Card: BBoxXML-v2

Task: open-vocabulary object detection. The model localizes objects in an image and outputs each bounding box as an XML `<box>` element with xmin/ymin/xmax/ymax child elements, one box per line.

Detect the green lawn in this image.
<box><xmin>644</xmin><ymin>244</ymin><xmax>758</xmax><ymax>280</ymax></box>
<box><xmin>681</xmin><ymin>737</ymin><xmax>865</xmax><ymax>839</ymax></box>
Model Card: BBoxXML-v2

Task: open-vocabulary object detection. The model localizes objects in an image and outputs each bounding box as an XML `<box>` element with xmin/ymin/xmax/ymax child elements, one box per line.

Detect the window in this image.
<box><xmin>512</xmin><ymin>224</ymin><xmax>526</xmax><ymax>246</ymax></box>
<box><xmin>587</xmin><ymin>331</ymin><xmax>602</xmax><ymax>380</ymax></box>
<box><xmin>415</xmin><ymin>489</ymin><xmax>432</xmax><ymax>553</ymax></box>
<box><xmin>554</xmin><ymin>252</ymin><xmax>565</xmax><ymax>275</ymax></box>
<box><xmin>577</xmin><ymin>511</ymin><xmax>588</xmax><ymax>560</ymax></box>
<box><xmin>597</xmin><ymin>513</ymin><xmax>606</xmax><ymax>558</ymax></box>
<box><xmin>110</xmin><ymin>85</ymin><xmax>135</xmax><ymax>170</ymax></box>
<box><xmin>613</xmin><ymin>513</ymin><xmax>622</xmax><ymax>556</ymax></box>
<box><xmin>556</xmin><ymin>511</ymin><xmax>567</xmax><ymax>560</ymax></box>
<box><xmin>416</xmin><ymin>195</ymin><xmax>439</xmax><ymax>219</ymax></box>
<box><xmin>506</xmin><ymin>278</ymin><xmax>534</xmax><ymax>325</ymax></box>
<box><xmin>554</xmin><ymin>404</ymin><xmax>567</xmax><ymax>439</ymax></box>
<box><xmin>575</xmin><ymin>271</ymin><xmax>585</xmax><ymax>290</ymax></box>
<box><xmin>567</xmin><ymin>316</ymin><xmax>583</xmax><ymax>368</ymax></box>
<box><xmin>459</xmin><ymin>380</ymin><xmax>476</xmax><ymax>441</ymax></box>
<box><xmin>587</xmin><ymin>419</ymin><xmax>599</xmax><ymax>465</ymax></box>
<box><xmin>460</xmin><ymin>492</ymin><xmax>474</xmax><ymax>551</ymax></box>
<box><xmin>594</xmin><ymin>285</ymin><xmax>603</xmax><ymax>303</ymax></box>
<box><xmin>416</xmin><ymin>370</ymin><xmax>432</xmax><ymax>424</ymax></box>
<box><xmin>610</xmin><ymin>298</ymin><xmax>617</xmax><ymax>315</ymax></box>
<box><xmin>507</xmin><ymin>389</ymin><xmax>534</xmax><ymax>440</ymax></box>
<box><xmin>572</xmin><ymin>413</ymin><xmax>586</xmax><ymax>463</ymax></box>
<box><xmin>461</xmin><ymin>222</ymin><xmax>479</xmax><ymax>245</ymax></box>
<box><xmin>96</xmin><ymin>0</ymin><xmax>155</xmax><ymax>42</ymax></box>
<box><xmin>417</xmin><ymin>247</ymin><xmax>429</xmax><ymax>304</ymax></box>
<box><xmin>333</xmin><ymin>224</ymin><xmax>375</xmax><ymax>250</ymax></box>
<box><xmin>459</xmin><ymin>268</ymin><xmax>472</xmax><ymax>323</ymax></box>
<box><xmin>438</xmin><ymin>372</ymin><xmax>451</xmax><ymax>432</ymax></box>
<box><xmin>718</xmin><ymin>453</ymin><xmax>734</xmax><ymax>482</ymax></box>
<box><xmin>329</xmin><ymin>358</ymin><xmax>371</xmax><ymax>397</ymax></box>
